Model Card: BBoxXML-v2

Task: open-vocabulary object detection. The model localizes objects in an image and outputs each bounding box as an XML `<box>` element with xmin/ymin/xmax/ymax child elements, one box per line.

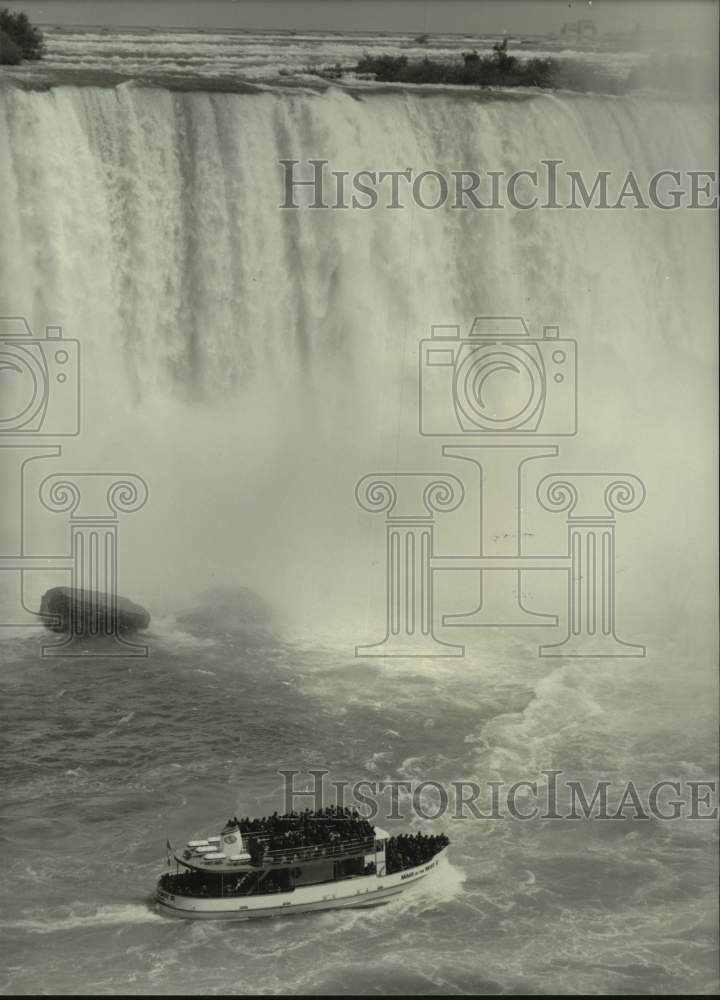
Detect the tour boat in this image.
<box><xmin>155</xmin><ymin>810</ymin><xmax>449</xmax><ymax>920</ymax></box>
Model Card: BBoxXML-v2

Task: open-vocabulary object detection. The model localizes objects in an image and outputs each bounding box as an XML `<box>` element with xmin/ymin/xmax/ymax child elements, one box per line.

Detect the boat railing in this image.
<box><xmin>258</xmin><ymin>836</ymin><xmax>376</xmax><ymax>864</ymax></box>
<box><xmin>160</xmin><ymin>877</ymin><xmax>285</xmax><ymax>899</ymax></box>
<box><xmin>159</xmin><ymin>860</ymin><xmax>378</xmax><ymax>900</ymax></box>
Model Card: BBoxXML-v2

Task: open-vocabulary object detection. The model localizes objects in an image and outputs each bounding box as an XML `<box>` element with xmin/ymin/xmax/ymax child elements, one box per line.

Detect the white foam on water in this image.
<box><xmin>0</xmin><ymin>41</ymin><xmax>716</xmax><ymax>996</ymax></box>
<box><xmin>2</xmin><ymin>903</ymin><xmax>167</xmax><ymax>934</ymax></box>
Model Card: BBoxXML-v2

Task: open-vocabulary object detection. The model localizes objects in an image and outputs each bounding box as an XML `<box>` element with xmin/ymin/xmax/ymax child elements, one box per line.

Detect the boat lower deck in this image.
<box><xmin>155</xmin><ymin>849</ymin><xmax>446</xmax><ymax>920</ymax></box>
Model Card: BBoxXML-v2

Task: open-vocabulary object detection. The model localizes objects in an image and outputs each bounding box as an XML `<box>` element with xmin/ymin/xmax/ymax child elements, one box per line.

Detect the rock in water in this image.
<box><xmin>39</xmin><ymin>587</ymin><xmax>150</xmax><ymax>635</ymax></box>
<box><xmin>175</xmin><ymin>586</ymin><xmax>274</xmax><ymax>635</ymax></box>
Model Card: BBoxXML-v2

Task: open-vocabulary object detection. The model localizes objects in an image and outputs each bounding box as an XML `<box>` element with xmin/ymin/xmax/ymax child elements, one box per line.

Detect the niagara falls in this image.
<box><xmin>0</xmin><ymin>0</ymin><xmax>717</xmax><ymax>995</ymax></box>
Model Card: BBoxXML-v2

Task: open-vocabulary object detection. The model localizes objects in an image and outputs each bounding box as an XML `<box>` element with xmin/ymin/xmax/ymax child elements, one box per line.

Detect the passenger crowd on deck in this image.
<box><xmin>159</xmin><ymin>820</ymin><xmax>450</xmax><ymax>898</ymax></box>
<box><xmin>224</xmin><ymin>805</ymin><xmax>375</xmax><ymax>858</ymax></box>
<box><xmin>160</xmin><ymin>869</ymin><xmax>284</xmax><ymax>898</ymax></box>
<box><xmin>385</xmin><ymin>832</ymin><xmax>449</xmax><ymax>873</ymax></box>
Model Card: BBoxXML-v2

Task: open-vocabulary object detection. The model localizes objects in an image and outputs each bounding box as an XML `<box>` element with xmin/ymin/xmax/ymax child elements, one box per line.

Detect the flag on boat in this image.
<box><xmin>166</xmin><ymin>839</ymin><xmax>173</xmax><ymax>867</ymax></box>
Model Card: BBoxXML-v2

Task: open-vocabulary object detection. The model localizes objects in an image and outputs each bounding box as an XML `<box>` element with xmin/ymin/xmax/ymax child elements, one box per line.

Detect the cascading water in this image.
<box><xmin>0</xmin><ymin>76</ymin><xmax>717</xmax><ymax>996</ymax></box>
<box><xmin>0</xmin><ymin>85</ymin><xmax>715</xmax><ymax>632</ymax></box>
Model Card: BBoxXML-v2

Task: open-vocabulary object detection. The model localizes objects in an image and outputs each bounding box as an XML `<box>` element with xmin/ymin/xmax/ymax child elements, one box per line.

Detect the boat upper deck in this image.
<box><xmin>174</xmin><ymin>807</ymin><xmax>389</xmax><ymax>873</ymax></box>
<box><xmin>246</xmin><ymin>833</ymin><xmax>378</xmax><ymax>867</ymax></box>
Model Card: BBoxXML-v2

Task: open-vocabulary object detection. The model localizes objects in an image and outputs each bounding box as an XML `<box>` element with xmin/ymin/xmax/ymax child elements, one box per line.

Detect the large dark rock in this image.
<box><xmin>39</xmin><ymin>587</ymin><xmax>150</xmax><ymax>635</ymax></box>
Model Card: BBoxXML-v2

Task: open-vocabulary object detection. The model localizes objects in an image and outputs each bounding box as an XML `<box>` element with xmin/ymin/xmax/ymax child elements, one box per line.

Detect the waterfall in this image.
<box><xmin>0</xmin><ymin>84</ymin><xmax>715</xmax><ymax>638</ymax></box>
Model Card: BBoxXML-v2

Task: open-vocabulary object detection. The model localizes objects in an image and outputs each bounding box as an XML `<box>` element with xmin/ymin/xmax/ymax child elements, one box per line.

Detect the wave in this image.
<box><xmin>1</xmin><ymin>902</ymin><xmax>167</xmax><ymax>934</ymax></box>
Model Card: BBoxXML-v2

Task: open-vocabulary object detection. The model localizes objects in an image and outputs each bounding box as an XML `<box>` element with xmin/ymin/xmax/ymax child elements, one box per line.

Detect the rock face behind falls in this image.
<box><xmin>39</xmin><ymin>587</ymin><xmax>151</xmax><ymax>635</ymax></box>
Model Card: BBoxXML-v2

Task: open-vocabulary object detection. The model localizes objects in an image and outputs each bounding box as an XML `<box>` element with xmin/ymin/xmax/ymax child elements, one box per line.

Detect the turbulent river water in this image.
<box><xmin>0</xmin><ymin>29</ymin><xmax>717</xmax><ymax>996</ymax></box>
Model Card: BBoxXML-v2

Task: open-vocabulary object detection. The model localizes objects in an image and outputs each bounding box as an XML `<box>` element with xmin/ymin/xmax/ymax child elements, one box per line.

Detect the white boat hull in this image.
<box><xmin>155</xmin><ymin>849</ymin><xmax>446</xmax><ymax>920</ymax></box>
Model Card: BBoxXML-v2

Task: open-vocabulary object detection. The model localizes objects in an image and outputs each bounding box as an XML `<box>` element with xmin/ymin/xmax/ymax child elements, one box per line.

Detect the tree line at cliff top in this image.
<box><xmin>0</xmin><ymin>8</ymin><xmax>45</xmax><ymax>65</ymax></box>
<box><xmin>314</xmin><ymin>38</ymin><xmax>714</xmax><ymax>97</ymax></box>
<box><xmin>353</xmin><ymin>39</ymin><xmax>564</xmax><ymax>89</ymax></box>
